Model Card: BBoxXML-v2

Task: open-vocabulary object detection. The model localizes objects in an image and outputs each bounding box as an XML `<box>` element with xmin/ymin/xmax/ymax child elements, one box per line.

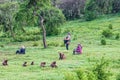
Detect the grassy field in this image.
<box><xmin>0</xmin><ymin>15</ymin><xmax>120</xmax><ymax>80</ymax></box>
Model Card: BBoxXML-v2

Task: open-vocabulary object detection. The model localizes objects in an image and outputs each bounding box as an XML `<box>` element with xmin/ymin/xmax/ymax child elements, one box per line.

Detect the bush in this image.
<box><xmin>46</xmin><ymin>27</ymin><xmax>61</xmax><ymax>36</ymax></box>
<box><xmin>116</xmin><ymin>73</ymin><xmax>120</xmax><ymax>80</ymax></box>
<box><xmin>63</xmin><ymin>28</ymin><xmax>73</xmax><ymax>34</ymax></box>
<box><xmin>101</xmin><ymin>39</ymin><xmax>106</xmax><ymax>45</ymax></box>
<box><xmin>0</xmin><ymin>44</ymin><xmax>4</xmax><ymax>48</ymax></box>
<box><xmin>108</xmin><ymin>24</ymin><xmax>113</xmax><ymax>29</ymax></box>
<box><xmin>75</xmin><ymin>69</ymin><xmax>88</xmax><ymax>80</ymax></box>
<box><xmin>93</xmin><ymin>58</ymin><xmax>110</xmax><ymax>80</ymax></box>
<box><xmin>85</xmin><ymin>11</ymin><xmax>97</xmax><ymax>21</ymax></box>
<box><xmin>64</xmin><ymin>71</ymin><xmax>79</xmax><ymax>80</ymax></box>
<box><xmin>115</xmin><ymin>33</ymin><xmax>119</xmax><ymax>40</ymax></box>
<box><xmin>75</xmin><ymin>69</ymin><xmax>97</xmax><ymax>80</ymax></box>
<box><xmin>86</xmin><ymin>70</ymin><xmax>97</xmax><ymax>80</ymax></box>
<box><xmin>47</xmin><ymin>41</ymin><xmax>59</xmax><ymax>47</ymax></box>
<box><xmin>102</xmin><ymin>29</ymin><xmax>112</xmax><ymax>38</ymax></box>
<box><xmin>14</xmin><ymin>35</ymin><xmax>40</xmax><ymax>42</ymax></box>
<box><xmin>33</xmin><ymin>42</ymin><xmax>39</xmax><ymax>46</ymax></box>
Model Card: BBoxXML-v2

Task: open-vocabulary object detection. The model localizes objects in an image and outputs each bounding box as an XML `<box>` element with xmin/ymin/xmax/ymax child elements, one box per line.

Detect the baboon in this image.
<box><xmin>31</xmin><ymin>61</ymin><xmax>34</xmax><ymax>65</ymax></box>
<box><xmin>59</xmin><ymin>52</ymin><xmax>66</xmax><ymax>60</ymax></box>
<box><xmin>50</xmin><ymin>61</ymin><xmax>57</xmax><ymax>68</ymax></box>
<box><xmin>2</xmin><ymin>60</ymin><xmax>8</xmax><ymax>66</ymax></box>
<box><xmin>40</xmin><ymin>62</ymin><xmax>46</xmax><ymax>67</ymax></box>
<box><xmin>23</xmin><ymin>62</ymin><xmax>27</xmax><ymax>67</ymax></box>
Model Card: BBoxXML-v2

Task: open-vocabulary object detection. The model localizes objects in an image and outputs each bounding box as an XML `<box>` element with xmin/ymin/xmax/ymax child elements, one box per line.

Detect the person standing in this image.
<box><xmin>64</xmin><ymin>36</ymin><xmax>70</xmax><ymax>50</ymax></box>
<box><xmin>67</xmin><ymin>32</ymin><xmax>71</xmax><ymax>40</ymax></box>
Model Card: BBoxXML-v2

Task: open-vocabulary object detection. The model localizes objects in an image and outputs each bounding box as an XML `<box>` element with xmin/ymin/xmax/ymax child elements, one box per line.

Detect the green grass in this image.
<box><xmin>0</xmin><ymin>15</ymin><xmax>120</xmax><ymax>80</ymax></box>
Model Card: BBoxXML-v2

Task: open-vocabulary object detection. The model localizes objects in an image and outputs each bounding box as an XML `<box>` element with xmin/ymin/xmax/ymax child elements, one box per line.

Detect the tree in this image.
<box><xmin>112</xmin><ymin>0</ymin><xmax>120</xmax><ymax>13</ymax></box>
<box><xmin>15</xmin><ymin>0</ymin><xmax>65</xmax><ymax>48</ymax></box>
<box><xmin>85</xmin><ymin>0</ymin><xmax>113</xmax><ymax>21</ymax></box>
<box><xmin>0</xmin><ymin>1</ymin><xmax>19</xmax><ymax>38</ymax></box>
<box><xmin>56</xmin><ymin>0</ymin><xmax>86</xmax><ymax>20</ymax></box>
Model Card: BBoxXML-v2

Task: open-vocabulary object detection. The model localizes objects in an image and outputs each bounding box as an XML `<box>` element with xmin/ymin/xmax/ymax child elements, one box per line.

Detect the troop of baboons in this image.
<box><xmin>2</xmin><ymin>60</ymin><xmax>58</xmax><ymax>68</ymax></box>
<box><xmin>2</xmin><ymin>52</ymin><xmax>66</xmax><ymax>68</ymax></box>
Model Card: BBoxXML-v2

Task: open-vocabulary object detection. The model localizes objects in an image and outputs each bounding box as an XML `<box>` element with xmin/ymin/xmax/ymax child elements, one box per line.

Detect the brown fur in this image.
<box><xmin>59</xmin><ymin>52</ymin><xmax>66</xmax><ymax>60</ymax></box>
<box><xmin>50</xmin><ymin>61</ymin><xmax>57</xmax><ymax>68</ymax></box>
<box><xmin>40</xmin><ymin>62</ymin><xmax>46</xmax><ymax>67</ymax></box>
<box><xmin>2</xmin><ymin>60</ymin><xmax>8</xmax><ymax>66</ymax></box>
<box><xmin>31</xmin><ymin>61</ymin><xmax>34</xmax><ymax>65</ymax></box>
<box><xmin>23</xmin><ymin>62</ymin><xmax>27</xmax><ymax>67</ymax></box>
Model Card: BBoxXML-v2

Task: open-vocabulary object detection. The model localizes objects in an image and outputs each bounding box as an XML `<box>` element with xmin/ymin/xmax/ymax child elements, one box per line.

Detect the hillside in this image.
<box><xmin>0</xmin><ymin>15</ymin><xmax>120</xmax><ymax>80</ymax></box>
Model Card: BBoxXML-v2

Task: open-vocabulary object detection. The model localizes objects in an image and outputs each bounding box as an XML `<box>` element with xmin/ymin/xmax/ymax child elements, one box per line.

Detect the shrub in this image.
<box><xmin>86</xmin><ymin>70</ymin><xmax>97</xmax><ymax>80</ymax></box>
<box><xmin>108</xmin><ymin>24</ymin><xmax>113</xmax><ymax>29</ymax></box>
<box><xmin>115</xmin><ymin>33</ymin><xmax>119</xmax><ymax>40</ymax></box>
<box><xmin>63</xmin><ymin>28</ymin><xmax>73</xmax><ymax>34</ymax></box>
<box><xmin>102</xmin><ymin>29</ymin><xmax>112</xmax><ymax>38</ymax></box>
<box><xmin>64</xmin><ymin>72</ymin><xmax>79</xmax><ymax>80</ymax></box>
<box><xmin>75</xmin><ymin>69</ymin><xmax>88</xmax><ymax>80</ymax></box>
<box><xmin>93</xmin><ymin>58</ymin><xmax>110</xmax><ymax>80</ymax></box>
<box><xmin>47</xmin><ymin>41</ymin><xmax>59</xmax><ymax>47</ymax></box>
<box><xmin>33</xmin><ymin>42</ymin><xmax>39</xmax><ymax>46</ymax></box>
<box><xmin>116</xmin><ymin>73</ymin><xmax>120</xmax><ymax>80</ymax></box>
<box><xmin>85</xmin><ymin>11</ymin><xmax>97</xmax><ymax>21</ymax></box>
<box><xmin>101</xmin><ymin>39</ymin><xmax>106</xmax><ymax>45</ymax></box>
<box><xmin>14</xmin><ymin>35</ymin><xmax>40</xmax><ymax>42</ymax></box>
<box><xmin>0</xmin><ymin>44</ymin><xmax>4</xmax><ymax>47</ymax></box>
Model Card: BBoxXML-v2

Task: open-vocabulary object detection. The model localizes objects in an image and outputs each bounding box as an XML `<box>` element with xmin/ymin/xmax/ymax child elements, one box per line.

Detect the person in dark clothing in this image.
<box><xmin>64</xmin><ymin>36</ymin><xmax>70</xmax><ymax>50</ymax></box>
<box><xmin>16</xmin><ymin>45</ymin><xmax>26</xmax><ymax>54</ymax></box>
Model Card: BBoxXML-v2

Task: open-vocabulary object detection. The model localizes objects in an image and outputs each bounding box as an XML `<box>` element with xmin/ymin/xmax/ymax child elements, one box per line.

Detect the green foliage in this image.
<box><xmin>73</xmin><ymin>34</ymin><xmax>78</xmax><ymax>40</ymax></box>
<box><xmin>14</xmin><ymin>35</ymin><xmax>40</xmax><ymax>42</ymax></box>
<box><xmin>85</xmin><ymin>0</ymin><xmax>98</xmax><ymax>21</ymax></box>
<box><xmin>47</xmin><ymin>41</ymin><xmax>59</xmax><ymax>47</ymax></box>
<box><xmin>86</xmin><ymin>71</ymin><xmax>97</xmax><ymax>80</ymax></box>
<box><xmin>75</xmin><ymin>69</ymin><xmax>88</xmax><ymax>80</ymax></box>
<box><xmin>0</xmin><ymin>44</ymin><xmax>4</xmax><ymax>48</ymax></box>
<box><xmin>63</xmin><ymin>28</ymin><xmax>73</xmax><ymax>34</ymax></box>
<box><xmin>32</xmin><ymin>42</ymin><xmax>39</xmax><ymax>46</ymax></box>
<box><xmin>101</xmin><ymin>38</ymin><xmax>106</xmax><ymax>45</ymax></box>
<box><xmin>0</xmin><ymin>15</ymin><xmax>120</xmax><ymax>80</ymax></box>
<box><xmin>115</xmin><ymin>33</ymin><xmax>119</xmax><ymax>40</ymax></box>
<box><xmin>75</xmin><ymin>68</ymin><xmax>97</xmax><ymax>80</ymax></box>
<box><xmin>85</xmin><ymin>10</ymin><xmax>97</xmax><ymax>21</ymax></box>
<box><xmin>93</xmin><ymin>58</ymin><xmax>110</xmax><ymax>80</ymax></box>
<box><xmin>42</xmin><ymin>8</ymin><xmax>65</xmax><ymax>36</ymax></box>
<box><xmin>64</xmin><ymin>71</ymin><xmax>79</xmax><ymax>80</ymax></box>
<box><xmin>85</xmin><ymin>0</ymin><xmax>113</xmax><ymax>21</ymax></box>
<box><xmin>15</xmin><ymin>0</ymin><xmax>65</xmax><ymax>36</ymax></box>
<box><xmin>108</xmin><ymin>24</ymin><xmax>113</xmax><ymax>29</ymax></box>
<box><xmin>102</xmin><ymin>29</ymin><xmax>113</xmax><ymax>38</ymax></box>
<box><xmin>116</xmin><ymin>73</ymin><xmax>120</xmax><ymax>80</ymax></box>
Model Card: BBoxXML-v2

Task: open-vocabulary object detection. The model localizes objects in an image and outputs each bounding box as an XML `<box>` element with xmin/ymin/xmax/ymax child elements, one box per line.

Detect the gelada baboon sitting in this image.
<box><xmin>31</xmin><ymin>61</ymin><xmax>34</xmax><ymax>65</ymax></box>
<box><xmin>59</xmin><ymin>52</ymin><xmax>66</xmax><ymax>60</ymax></box>
<box><xmin>2</xmin><ymin>60</ymin><xmax>8</xmax><ymax>66</ymax></box>
<box><xmin>40</xmin><ymin>62</ymin><xmax>46</xmax><ymax>67</ymax></box>
<box><xmin>23</xmin><ymin>62</ymin><xmax>27</xmax><ymax>67</ymax></box>
<box><xmin>50</xmin><ymin>61</ymin><xmax>57</xmax><ymax>68</ymax></box>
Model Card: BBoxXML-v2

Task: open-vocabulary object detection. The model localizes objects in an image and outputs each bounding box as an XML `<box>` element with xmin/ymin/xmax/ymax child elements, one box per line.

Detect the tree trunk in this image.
<box><xmin>39</xmin><ymin>15</ymin><xmax>47</xmax><ymax>48</ymax></box>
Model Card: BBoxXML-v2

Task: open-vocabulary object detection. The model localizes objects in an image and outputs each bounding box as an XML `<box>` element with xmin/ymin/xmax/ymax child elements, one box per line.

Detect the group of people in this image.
<box><xmin>64</xmin><ymin>32</ymin><xmax>82</xmax><ymax>54</ymax></box>
<box><xmin>15</xmin><ymin>32</ymin><xmax>82</xmax><ymax>55</ymax></box>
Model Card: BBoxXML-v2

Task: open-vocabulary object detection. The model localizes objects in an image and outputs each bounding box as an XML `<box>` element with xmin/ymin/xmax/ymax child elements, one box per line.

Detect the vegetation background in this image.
<box><xmin>0</xmin><ymin>0</ymin><xmax>120</xmax><ymax>80</ymax></box>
